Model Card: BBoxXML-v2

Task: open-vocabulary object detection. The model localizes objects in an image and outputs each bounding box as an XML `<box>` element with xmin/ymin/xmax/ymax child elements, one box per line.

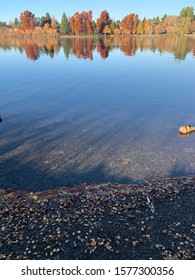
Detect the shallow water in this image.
<box><xmin>0</xmin><ymin>35</ymin><xmax>195</xmax><ymax>191</ymax></box>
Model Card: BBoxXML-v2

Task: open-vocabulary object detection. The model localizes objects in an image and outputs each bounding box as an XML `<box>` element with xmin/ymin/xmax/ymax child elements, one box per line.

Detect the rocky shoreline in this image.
<box><xmin>0</xmin><ymin>177</ymin><xmax>195</xmax><ymax>260</ymax></box>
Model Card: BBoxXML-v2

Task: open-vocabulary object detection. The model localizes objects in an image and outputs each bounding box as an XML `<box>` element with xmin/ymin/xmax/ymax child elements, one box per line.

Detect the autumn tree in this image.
<box><xmin>20</xmin><ymin>10</ymin><xmax>36</xmax><ymax>30</ymax></box>
<box><xmin>103</xmin><ymin>25</ymin><xmax>111</xmax><ymax>35</ymax></box>
<box><xmin>154</xmin><ymin>23</ymin><xmax>166</xmax><ymax>34</ymax></box>
<box><xmin>114</xmin><ymin>27</ymin><xmax>121</xmax><ymax>35</ymax></box>
<box><xmin>83</xmin><ymin>11</ymin><xmax>93</xmax><ymax>34</ymax></box>
<box><xmin>120</xmin><ymin>14</ymin><xmax>139</xmax><ymax>35</ymax></box>
<box><xmin>96</xmin><ymin>10</ymin><xmax>110</xmax><ymax>34</ymax></box>
<box><xmin>51</xmin><ymin>16</ymin><xmax>58</xmax><ymax>30</ymax></box>
<box><xmin>33</xmin><ymin>26</ymin><xmax>43</xmax><ymax>36</ymax></box>
<box><xmin>70</xmin><ymin>11</ymin><xmax>93</xmax><ymax>35</ymax></box>
<box><xmin>150</xmin><ymin>16</ymin><xmax>160</xmax><ymax>32</ymax></box>
<box><xmin>162</xmin><ymin>16</ymin><xmax>178</xmax><ymax>34</ymax></box>
<box><xmin>110</xmin><ymin>20</ymin><xmax>116</xmax><ymax>34</ymax></box>
<box><xmin>144</xmin><ymin>19</ymin><xmax>152</xmax><ymax>34</ymax></box>
<box><xmin>132</xmin><ymin>14</ymin><xmax>139</xmax><ymax>34</ymax></box>
<box><xmin>121</xmin><ymin>14</ymin><xmax>133</xmax><ymax>34</ymax></box>
<box><xmin>44</xmin><ymin>23</ymin><xmax>50</xmax><ymax>32</ymax></box>
<box><xmin>70</xmin><ymin>12</ymin><xmax>83</xmax><ymax>35</ymax></box>
<box><xmin>136</xmin><ymin>20</ymin><xmax>144</xmax><ymax>35</ymax></box>
<box><xmin>60</xmin><ymin>12</ymin><xmax>70</xmax><ymax>35</ymax></box>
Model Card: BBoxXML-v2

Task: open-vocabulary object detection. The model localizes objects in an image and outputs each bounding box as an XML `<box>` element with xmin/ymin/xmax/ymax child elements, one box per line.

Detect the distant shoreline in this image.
<box><xmin>0</xmin><ymin>30</ymin><xmax>195</xmax><ymax>39</ymax></box>
<box><xmin>60</xmin><ymin>33</ymin><xmax>195</xmax><ymax>38</ymax></box>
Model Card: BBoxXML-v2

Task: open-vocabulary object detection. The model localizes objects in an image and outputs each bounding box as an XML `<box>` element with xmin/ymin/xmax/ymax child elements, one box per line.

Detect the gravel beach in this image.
<box><xmin>0</xmin><ymin>177</ymin><xmax>195</xmax><ymax>260</ymax></box>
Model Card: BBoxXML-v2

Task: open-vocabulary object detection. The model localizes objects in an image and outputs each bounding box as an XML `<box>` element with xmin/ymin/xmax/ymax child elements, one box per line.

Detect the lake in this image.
<box><xmin>0</xmin><ymin>35</ymin><xmax>195</xmax><ymax>191</ymax></box>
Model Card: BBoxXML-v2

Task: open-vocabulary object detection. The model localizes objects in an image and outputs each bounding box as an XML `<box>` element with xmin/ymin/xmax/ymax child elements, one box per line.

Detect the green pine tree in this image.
<box><xmin>180</xmin><ymin>6</ymin><xmax>194</xmax><ymax>21</ymax></box>
<box><xmin>40</xmin><ymin>12</ymin><xmax>51</xmax><ymax>27</ymax></box>
<box><xmin>161</xmin><ymin>14</ymin><xmax>167</xmax><ymax>23</ymax></box>
<box><xmin>14</xmin><ymin>17</ymin><xmax>20</xmax><ymax>27</ymax></box>
<box><xmin>45</xmin><ymin>12</ymin><xmax>51</xmax><ymax>25</ymax></box>
<box><xmin>60</xmin><ymin>12</ymin><xmax>70</xmax><ymax>35</ymax></box>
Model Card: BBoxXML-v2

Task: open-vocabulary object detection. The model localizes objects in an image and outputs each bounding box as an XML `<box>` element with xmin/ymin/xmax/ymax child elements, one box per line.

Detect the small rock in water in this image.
<box><xmin>91</xmin><ymin>239</ymin><xmax>97</xmax><ymax>246</ymax></box>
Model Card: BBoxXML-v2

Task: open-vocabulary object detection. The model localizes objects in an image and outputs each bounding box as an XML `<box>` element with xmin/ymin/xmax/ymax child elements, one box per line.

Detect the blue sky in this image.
<box><xmin>1</xmin><ymin>0</ymin><xmax>195</xmax><ymax>22</ymax></box>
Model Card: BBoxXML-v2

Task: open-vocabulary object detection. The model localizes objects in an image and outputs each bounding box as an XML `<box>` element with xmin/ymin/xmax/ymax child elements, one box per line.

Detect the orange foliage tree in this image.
<box><xmin>120</xmin><ymin>14</ymin><xmax>139</xmax><ymax>35</ymax></box>
<box><xmin>154</xmin><ymin>23</ymin><xmax>166</xmax><ymax>34</ymax></box>
<box><xmin>44</xmin><ymin>23</ymin><xmax>50</xmax><ymax>31</ymax></box>
<box><xmin>51</xmin><ymin>16</ymin><xmax>58</xmax><ymax>30</ymax></box>
<box><xmin>144</xmin><ymin>19</ymin><xmax>152</xmax><ymax>34</ymax></box>
<box><xmin>132</xmin><ymin>14</ymin><xmax>139</xmax><ymax>34</ymax></box>
<box><xmin>154</xmin><ymin>16</ymin><xmax>179</xmax><ymax>34</ymax></box>
<box><xmin>70</xmin><ymin>12</ymin><xmax>83</xmax><ymax>35</ymax></box>
<box><xmin>70</xmin><ymin>11</ymin><xmax>93</xmax><ymax>35</ymax></box>
<box><xmin>83</xmin><ymin>10</ymin><xmax>93</xmax><ymax>34</ymax></box>
<box><xmin>96</xmin><ymin>10</ymin><xmax>110</xmax><ymax>34</ymax></box>
<box><xmin>20</xmin><ymin>10</ymin><xmax>36</xmax><ymax>30</ymax></box>
<box><xmin>114</xmin><ymin>27</ymin><xmax>121</xmax><ymax>35</ymax></box>
<box><xmin>103</xmin><ymin>25</ymin><xmax>111</xmax><ymax>34</ymax></box>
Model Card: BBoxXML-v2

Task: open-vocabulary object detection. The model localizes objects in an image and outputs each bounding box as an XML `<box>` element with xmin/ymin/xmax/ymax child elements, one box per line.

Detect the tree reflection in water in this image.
<box><xmin>0</xmin><ymin>35</ymin><xmax>195</xmax><ymax>61</ymax></box>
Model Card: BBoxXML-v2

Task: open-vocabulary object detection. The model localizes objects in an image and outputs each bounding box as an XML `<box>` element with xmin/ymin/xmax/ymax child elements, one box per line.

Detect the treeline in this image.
<box><xmin>0</xmin><ymin>6</ymin><xmax>195</xmax><ymax>37</ymax></box>
<box><xmin>1</xmin><ymin>36</ymin><xmax>194</xmax><ymax>61</ymax></box>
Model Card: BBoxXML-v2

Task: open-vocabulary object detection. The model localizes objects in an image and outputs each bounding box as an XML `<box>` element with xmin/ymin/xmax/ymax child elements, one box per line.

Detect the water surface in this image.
<box><xmin>0</xmin><ymin>35</ymin><xmax>195</xmax><ymax>191</ymax></box>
